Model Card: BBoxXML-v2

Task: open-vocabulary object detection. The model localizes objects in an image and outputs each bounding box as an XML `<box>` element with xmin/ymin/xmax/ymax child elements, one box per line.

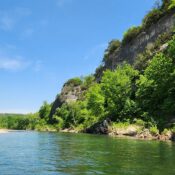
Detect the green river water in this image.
<box><xmin>0</xmin><ymin>131</ymin><xmax>175</xmax><ymax>175</ymax></box>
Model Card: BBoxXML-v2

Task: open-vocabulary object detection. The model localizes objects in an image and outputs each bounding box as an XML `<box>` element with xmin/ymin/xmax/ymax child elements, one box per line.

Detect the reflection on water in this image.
<box><xmin>0</xmin><ymin>131</ymin><xmax>175</xmax><ymax>175</ymax></box>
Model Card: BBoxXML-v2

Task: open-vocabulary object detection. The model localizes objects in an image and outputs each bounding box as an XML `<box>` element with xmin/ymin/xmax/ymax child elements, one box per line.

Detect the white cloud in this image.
<box><xmin>56</xmin><ymin>0</ymin><xmax>72</xmax><ymax>7</ymax></box>
<box><xmin>0</xmin><ymin>56</ymin><xmax>30</xmax><ymax>71</ymax></box>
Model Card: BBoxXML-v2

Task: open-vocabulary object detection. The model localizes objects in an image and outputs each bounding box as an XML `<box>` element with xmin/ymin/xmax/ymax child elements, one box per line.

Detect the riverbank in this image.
<box><xmin>85</xmin><ymin>121</ymin><xmax>175</xmax><ymax>142</ymax></box>
<box><xmin>0</xmin><ymin>122</ymin><xmax>174</xmax><ymax>142</ymax></box>
<box><xmin>59</xmin><ymin>121</ymin><xmax>175</xmax><ymax>142</ymax></box>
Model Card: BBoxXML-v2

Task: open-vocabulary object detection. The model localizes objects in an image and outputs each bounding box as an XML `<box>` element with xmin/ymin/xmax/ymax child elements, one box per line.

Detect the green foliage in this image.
<box><xmin>142</xmin><ymin>8</ymin><xmax>163</xmax><ymax>29</ymax></box>
<box><xmin>0</xmin><ymin>113</ymin><xmax>40</xmax><ymax>130</ymax></box>
<box><xmin>162</xmin><ymin>0</ymin><xmax>175</xmax><ymax>11</ymax></box>
<box><xmin>162</xmin><ymin>128</ymin><xmax>170</xmax><ymax>135</ymax></box>
<box><xmin>103</xmin><ymin>40</ymin><xmax>121</xmax><ymax>63</ymax></box>
<box><xmin>39</xmin><ymin>101</ymin><xmax>51</xmax><ymax>122</ymax></box>
<box><xmin>171</xmin><ymin>126</ymin><xmax>175</xmax><ymax>133</ymax></box>
<box><xmin>136</xmin><ymin>53</ymin><xmax>175</xmax><ymax>118</ymax></box>
<box><xmin>169</xmin><ymin>1</ymin><xmax>175</xmax><ymax>9</ymax></box>
<box><xmin>86</xmin><ymin>83</ymin><xmax>105</xmax><ymax>118</ymax></box>
<box><xmin>134</xmin><ymin>119</ymin><xmax>146</xmax><ymax>127</ymax></box>
<box><xmin>150</xmin><ymin>126</ymin><xmax>159</xmax><ymax>136</ymax></box>
<box><xmin>134</xmin><ymin>50</ymin><xmax>152</xmax><ymax>72</ymax></box>
<box><xmin>54</xmin><ymin>101</ymin><xmax>91</xmax><ymax>129</ymax></box>
<box><xmin>161</xmin><ymin>0</ymin><xmax>171</xmax><ymax>10</ymax></box>
<box><xmin>101</xmin><ymin>64</ymin><xmax>139</xmax><ymax>120</ymax></box>
<box><xmin>112</xmin><ymin>121</ymin><xmax>130</xmax><ymax>129</ymax></box>
<box><xmin>167</xmin><ymin>35</ymin><xmax>175</xmax><ymax>59</ymax></box>
<box><xmin>81</xmin><ymin>75</ymin><xmax>95</xmax><ymax>90</ymax></box>
<box><xmin>134</xmin><ymin>32</ymin><xmax>172</xmax><ymax>72</ymax></box>
<box><xmin>65</xmin><ymin>77</ymin><xmax>83</xmax><ymax>87</ymax></box>
<box><xmin>122</xmin><ymin>26</ymin><xmax>141</xmax><ymax>45</ymax></box>
<box><xmin>95</xmin><ymin>64</ymin><xmax>104</xmax><ymax>79</ymax></box>
<box><xmin>52</xmin><ymin>115</ymin><xmax>64</xmax><ymax>130</ymax></box>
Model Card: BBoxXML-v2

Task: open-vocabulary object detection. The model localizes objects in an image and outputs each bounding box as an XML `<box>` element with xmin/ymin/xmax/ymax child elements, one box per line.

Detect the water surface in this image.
<box><xmin>0</xmin><ymin>131</ymin><xmax>175</xmax><ymax>175</ymax></box>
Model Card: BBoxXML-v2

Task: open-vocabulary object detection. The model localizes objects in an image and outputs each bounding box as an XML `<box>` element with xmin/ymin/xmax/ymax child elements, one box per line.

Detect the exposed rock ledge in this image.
<box><xmin>85</xmin><ymin>120</ymin><xmax>175</xmax><ymax>142</ymax></box>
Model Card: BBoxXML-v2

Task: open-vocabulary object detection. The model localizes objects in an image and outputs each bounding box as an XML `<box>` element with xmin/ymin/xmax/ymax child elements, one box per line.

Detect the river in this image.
<box><xmin>0</xmin><ymin>131</ymin><xmax>175</xmax><ymax>175</ymax></box>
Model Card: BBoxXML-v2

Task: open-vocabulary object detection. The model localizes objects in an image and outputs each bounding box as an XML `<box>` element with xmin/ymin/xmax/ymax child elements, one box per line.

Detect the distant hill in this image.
<box><xmin>0</xmin><ymin>113</ymin><xmax>27</xmax><ymax>117</ymax></box>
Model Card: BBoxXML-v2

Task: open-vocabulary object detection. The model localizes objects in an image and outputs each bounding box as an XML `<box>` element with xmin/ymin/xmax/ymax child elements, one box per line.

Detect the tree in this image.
<box><xmin>86</xmin><ymin>83</ymin><xmax>105</xmax><ymax>119</ymax></box>
<box><xmin>101</xmin><ymin>64</ymin><xmax>139</xmax><ymax>120</ymax></box>
<box><xmin>136</xmin><ymin>53</ymin><xmax>175</xmax><ymax>120</ymax></box>
<box><xmin>39</xmin><ymin>101</ymin><xmax>51</xmax><ymax>122</ymax></box>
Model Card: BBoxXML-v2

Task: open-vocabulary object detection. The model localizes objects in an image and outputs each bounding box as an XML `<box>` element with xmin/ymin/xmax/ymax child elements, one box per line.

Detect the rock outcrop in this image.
<box><xmin>104</xmin><ymin>9</ymin><xmax>175</xmax><ymax>70</ymax></box>
<box><xmin>50</xmin><ymin>9</ymin><xmax>175</xmax><ymax>121</ymax></box>
<box><xmin>50</xmin><ymin>82</ymin><xmax>83</xmax><ymax>120</ymax></box>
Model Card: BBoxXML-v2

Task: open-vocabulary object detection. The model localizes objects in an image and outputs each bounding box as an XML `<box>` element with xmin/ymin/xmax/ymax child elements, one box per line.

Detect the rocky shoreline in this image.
<box><xmin>85</xmin><ymin>119</ymin><xmax>175</xmax><ymax>142</ymax></box>
<box><xmin>60</xmin><ymin>126</ymin><xmax>175</xmax><ymax>142</ymax></box>
<box><xmin>108</xmin><ymin>128</ymin><xmax>174</xmax><ymax>142</ymax></box>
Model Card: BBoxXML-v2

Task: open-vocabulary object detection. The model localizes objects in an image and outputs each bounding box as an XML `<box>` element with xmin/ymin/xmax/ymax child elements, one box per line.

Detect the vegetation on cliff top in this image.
<box><xmin>102</xmin><ymin>0</ymin><xmax>175</xmax><ymax>66</ymax></box>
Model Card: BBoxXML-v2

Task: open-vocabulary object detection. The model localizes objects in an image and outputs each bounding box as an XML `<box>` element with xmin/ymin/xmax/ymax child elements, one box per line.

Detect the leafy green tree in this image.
<box><xmin>101</xmin><ymin>64</ymin><xmax>139</xmax><ymax>120</ymax></box>
<box><xmin>55</xmin><ymin>101</ymin><xmax>89</xmax><ymax>128</ymax></box>
<box><xmin>136</xmin><ymin>53</ymin><xmax>175</xmax><ymax>120</ymax></box>
<box><xmin>39</xmin><ymin>101</ymin><xmax>51</xmax><ymax>122</ymax></box>
<box><xmin>169</xmin><ymin>0</ymin><xmax>175</xmax><ymax>9</ymax></box>
<box><xmin>86</xmin><ymin>83</ymin><xmax>105</xmax><ymax>119</ymax></box>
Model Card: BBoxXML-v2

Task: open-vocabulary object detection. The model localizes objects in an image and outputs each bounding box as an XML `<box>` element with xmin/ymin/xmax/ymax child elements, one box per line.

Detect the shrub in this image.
<box><xmin>162</xmin><ymin>128</ymin><xmax>170</xmax><ymax>135</ymax></box>
<box><xmin>95</xmin><ymin>65</ymin><xmax>105</xmax><ymax>80</ymax></box>
<box><xmin>136</xmin><ymin>53</ymin><xmax>175</xmax><ymax>120</ymax></box>
<box><xmin>150</xmin><ymin>126</ymin><xmax>159</xmax><ymax>135</ymax></box>
<box><xmin>112</xmin><ymin>122</ymin><xmax>130</xmax><ymax>128</ymax></box>
<box><xmin>171</xmin><ymin>126</ymin><xmax>175</xmax><ymax>133</ymax></box>
<box><xmin>103</xmin><ymin>40</ymin><xmax>121</xmax><ymax>63</ymax></box>
<box><xmin>134</xmin><ymin>119</ymin><xmax>145</xmax><ymax>127</ymax></box>
<box><xmin>168</xmin><ymin>0</ymin><xmax>175</xmax><ymax>9</ymax></box>
<box><xmin>134</xmin><ymin>50</ymin><xmax>152</xmax><ymax>72</ymax></box>
<box><xmin>142</xmin><ymin>8</ymin><xmax>163</xmax><ymax>29</ymax></box>
<box><xmin>64</xmin><ymin>77</ymin><xmax>83</xmax><ymax>87</ymax></box>
<box><xmin>122</xmin><ymin>26</ymin><xmax>141</xmax><ymax>45</ymax></box>
<box><xmin>81</xmin><ymin>75</ymin><xmax>95</xmax><ymax>90</ymax></box>
<box><xmin>52</xmin><ymin>115</ymin><xmax>64</xmax><ymax>130</ymax></box>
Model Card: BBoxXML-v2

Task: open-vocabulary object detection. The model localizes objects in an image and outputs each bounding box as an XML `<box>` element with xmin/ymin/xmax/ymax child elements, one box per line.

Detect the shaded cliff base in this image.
<box><xmin>59</xmin><ymin>120</ymin><xmax>175</xmax><ymax>142</ymax></box>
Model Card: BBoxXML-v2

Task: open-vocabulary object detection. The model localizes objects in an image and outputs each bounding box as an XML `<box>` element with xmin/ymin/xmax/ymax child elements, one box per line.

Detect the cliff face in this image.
<box><xmin>105</xmin><ymin>9</ymin><xmax>175</xmax><ymax>70</ymax></box>
<box><xmin>50</xmin><ymin>9</ymin><xmax>175</xmax><ymax>119</ymax></box>
<box><xmin>50</xmin><ymin>83</ymin><xmax>83</xmax><ymax>118</ymax></box>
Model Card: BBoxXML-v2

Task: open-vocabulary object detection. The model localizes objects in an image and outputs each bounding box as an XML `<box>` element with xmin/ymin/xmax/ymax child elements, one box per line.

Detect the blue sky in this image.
<box><xmin>0</xmin><ymin>0</ymin><xmax>157</xmax><ymax>113</ymax></box>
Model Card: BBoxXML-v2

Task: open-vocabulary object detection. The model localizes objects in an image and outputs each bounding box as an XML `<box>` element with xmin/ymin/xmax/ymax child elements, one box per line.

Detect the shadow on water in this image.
<box><xmin>0</xmin><ymin>131</ymin><xmax>175</xmax><ymax>175</ymax></box>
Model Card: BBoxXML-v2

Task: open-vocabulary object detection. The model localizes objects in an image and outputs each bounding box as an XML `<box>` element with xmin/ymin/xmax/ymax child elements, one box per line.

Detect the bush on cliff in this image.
<box><xmin>64</xmin><ymin>77</ymin><xmax>83</xmax><ymax>87</ymax></box>
<box><xmin>103</xmin><ymin>40</ymin><xmax>121</xmax><ymax>63</ymax></box>
<box><xmin>122</xmin><ymin>26</ymin><xmax>141</xmax><ymax>45</ymax></box>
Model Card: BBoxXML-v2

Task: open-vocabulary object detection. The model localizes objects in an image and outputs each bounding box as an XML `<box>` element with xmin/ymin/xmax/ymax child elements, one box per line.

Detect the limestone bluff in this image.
<box><xmin>50</xmin><ymin>8</ymin><xmax>175</xmax><ymax>119</ymax></box>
